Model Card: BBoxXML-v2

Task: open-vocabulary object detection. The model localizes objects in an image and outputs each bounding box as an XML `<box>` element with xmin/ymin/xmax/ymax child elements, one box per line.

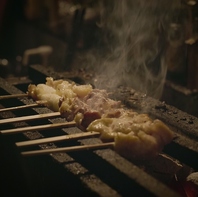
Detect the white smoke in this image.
<box><xmin>76</xmin><ymin>0</ymin><xmax>183</xmax><ymax>99</ymax></box>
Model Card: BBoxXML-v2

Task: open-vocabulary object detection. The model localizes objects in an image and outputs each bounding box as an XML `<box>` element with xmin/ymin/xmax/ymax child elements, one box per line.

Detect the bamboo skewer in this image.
<box><xmin>0</xmin><ymin>93</ymin><xmax>28</xmax><ymax>100</ymax></box>
<box><xmin>21</xmin><ymin>142</ymin><xmax>115</xmax><ymax>156</ymax></box>
<box><xmin>0</xmin><ymin>101</ymin><xmax>47</xmax><ymax>113</ymax></box>
<box><xmin>0</xmin><ymin>121</ymin><xmax>76</xmax><ymax>135</ymax></box>
<box><xmin>0</xmin><ymin>112</ymin><xmax>60</xmax><ymax>125</ymax></box>
<box><xmin>0</xmin><ymin>103</ymin><xmax>39</xmax><ymax>113</ymax></box>
<box><xmin>16</xmin><ymin>131</ymin><xmax>100</xmax><ymax>147</ymax></box>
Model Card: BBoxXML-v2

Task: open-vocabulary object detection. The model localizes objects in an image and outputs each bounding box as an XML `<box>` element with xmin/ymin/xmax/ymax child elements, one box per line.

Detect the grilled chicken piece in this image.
<box><xmin>27</xmin><ymin>77</ymin><xmax>92</xmax><ymax>112</ymax></box>
<box><xmin>46</xmin><ymin>77</ymin><xmax>92</xmax><ymax>98</ymax></box>
<box><xmin>87</xmin><ymin>111</ymin><xmax>174</xmax><ymax>160</ymax></box>
<box><xmin>27</xmin><ymin>83</ymin><xmax>61</xmax><ymax>111</ymax></box>
<box><xmin>60</xmin><ymin>89</ymin><xmax>122</xmax><ymax>128</ymax></box>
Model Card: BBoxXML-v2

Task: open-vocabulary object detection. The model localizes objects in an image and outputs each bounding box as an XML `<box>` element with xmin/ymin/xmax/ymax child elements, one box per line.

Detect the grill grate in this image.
<box><xmin>1</xmin><ymin>65</ymin><xmax>198</xmax><ymax>196</ymax></box>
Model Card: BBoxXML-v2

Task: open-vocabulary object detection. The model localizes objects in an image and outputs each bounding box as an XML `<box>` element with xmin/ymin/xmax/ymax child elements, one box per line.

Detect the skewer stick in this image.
<box><xmin>21</xmin><ymin>142</ymin><xmax>115</xmax><ymax>156</ymax></box>
<box><xmin>1</xmin><ymin>121</ymin><xmax>76</xmax><ymax>135</ymax></box>
<box><xmin>0</xmin><ymin>101</ymin><xmax>47</xmax><ymax>113</ymax></box>
<box><xmin>16</xmin><ymin>131</ymin><xmax>100</xmax><ymax>147</ymax></box>
<box><xmin>0</xmin><ymin>93</ymin><xmax>28</xmax><ymax>100</ymax></box>
<box><xmin>0</xmin><ymin>103</ymin><xmax>39</xmax><ymax>113</ymax></box>
<box><xmin>0</xmin><ymin>112</ymin><xmax>60</xmax><ymax>125</ymax></box>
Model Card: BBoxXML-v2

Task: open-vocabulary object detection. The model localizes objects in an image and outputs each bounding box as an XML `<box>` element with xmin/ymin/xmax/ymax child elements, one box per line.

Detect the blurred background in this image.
<box><xmin>0</xmin><ymin>0</ymin><xmax>198</xmax><ymax>116</ymax></box>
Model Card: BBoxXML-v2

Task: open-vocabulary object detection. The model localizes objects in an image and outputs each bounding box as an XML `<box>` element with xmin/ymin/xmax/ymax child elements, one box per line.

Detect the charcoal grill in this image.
<box><xmin>0</xmin><ymin>64</ymin><xmax>198</xmax><ymax>197</ymax></box>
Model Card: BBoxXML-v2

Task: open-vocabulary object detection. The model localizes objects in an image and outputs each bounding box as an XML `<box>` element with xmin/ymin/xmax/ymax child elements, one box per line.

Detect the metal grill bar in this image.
<box><xmin>1</xmin><ymin>65</ymin><xmax>195</xmax><ymax>196</ymax></box>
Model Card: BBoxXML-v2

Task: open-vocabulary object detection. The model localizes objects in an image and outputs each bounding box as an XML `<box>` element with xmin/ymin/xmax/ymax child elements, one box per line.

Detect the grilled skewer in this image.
<box><xmin>16</xmin><ymin>131</ymin><xmax>100</xmax><ymax>147</ymax></box>
<box><xmin>0</xmin><ymin>78</ymin><xmax>174</xmax><ymax>161</ymax></box>
<box><xmin>21</xmin><ymin>142</ymin><xmax>115</xmax><ymax>156</ymax></box>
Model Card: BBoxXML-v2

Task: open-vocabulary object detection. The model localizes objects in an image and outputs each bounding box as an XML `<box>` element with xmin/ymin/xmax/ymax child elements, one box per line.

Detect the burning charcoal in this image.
<box><xmin>181</xmin><ymin>172</ymin><xmax>198</xmax><ymax>197</ymax></box>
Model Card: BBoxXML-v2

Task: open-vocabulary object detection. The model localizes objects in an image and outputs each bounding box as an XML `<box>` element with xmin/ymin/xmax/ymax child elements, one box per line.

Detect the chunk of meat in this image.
<box><xmin>60</xmin><ymin>89</ymin><xmax>122</xmax><ymax>128</ymax></box>
<box><xmin>27</xmin><ymin>77</ymin><xmax>93</xmax><ymax>112</ymax></box>
<box><xmin>27</xmin><ymin>84</ymin><xmax>61</xmax><ymax>111</ymax></box>
<box><xmin>87</xmin><ymin>111</ymin><xmax>174</xmax><ymax>160</ymax></box>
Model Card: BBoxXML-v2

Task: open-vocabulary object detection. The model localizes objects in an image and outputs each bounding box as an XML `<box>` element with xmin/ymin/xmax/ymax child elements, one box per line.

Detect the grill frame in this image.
<box><xmin>1</xmin><ymin>65</ymin><xmax>197</xmax><ymax>196</ymax></box>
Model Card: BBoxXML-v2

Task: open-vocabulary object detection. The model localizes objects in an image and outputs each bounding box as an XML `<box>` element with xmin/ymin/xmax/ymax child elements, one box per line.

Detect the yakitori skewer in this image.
<box><xmin>0</xmin><ymin>93</ymin><xmax>28</xmax><ymax>100</ymax></box>
<box><xmin>0</xmin><ymin>121</ymin><xmax>76</xmax><ymax>135</ymax></box>
<box><xmin>0</xmin><ymin>112</ymin><xmax>60</xmax><ymax>125</ymax></box>
<box><xmin>21</xmin><ymin>142</ymin><xmax>115</xmax><ymax>156</ymax></box>
<box><xmin>16</xmin><ymin>131</ymin><xmax>100</xmax><ymax>147</ymax></box>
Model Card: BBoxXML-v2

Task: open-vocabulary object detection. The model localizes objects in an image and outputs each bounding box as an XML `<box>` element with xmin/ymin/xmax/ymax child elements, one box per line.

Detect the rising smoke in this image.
<box><xmin>77</xmin><ymin>0</ymin><xmax>183</xmax><ymax>99</ymax></box>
